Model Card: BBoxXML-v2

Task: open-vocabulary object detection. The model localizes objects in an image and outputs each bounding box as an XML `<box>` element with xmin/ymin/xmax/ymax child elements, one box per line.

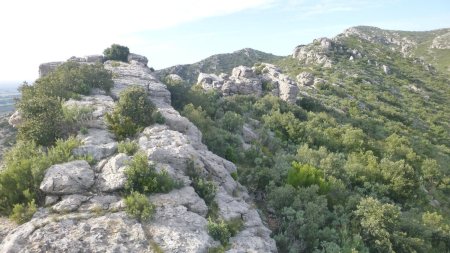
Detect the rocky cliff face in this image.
<box><xmin>0</xmin><ymin>56</ymin><xmax>277</xmax><ymax>252</ymax></box>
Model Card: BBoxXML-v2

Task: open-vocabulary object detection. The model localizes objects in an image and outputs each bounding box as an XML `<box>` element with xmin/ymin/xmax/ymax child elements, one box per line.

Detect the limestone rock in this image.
<box><xmin>104</xmin><ymin>60</ymin><xmax>171</xmax><ymax>105</ymax></box>
<box><xmin>197</xmin><ymin>73</ymin><xmax>223</xmax><ymax>90</ymax></box>
<box><xmin>382</xmin><ymin>64</ymin><xmax>391</xmax><ymax>74</ymax></box>
<box><xmin>96</xmin><ymin>153</ymin><xmax>131</xmax><ymax>192</ymax></box>
<box><xmin>40</xmin><ymin>160</ymin><xmax>94</xmax><ymax>195</ymax></box>
<box><xmin>72</xmin><ymin>129</ymin><xmax>117</xmax><ymax>161</ymax></box>
<box><xmin>85</xmin><ymin>55</ymin><xmax>104</xmax><ymax>63</ymax></box>
<box><xmin>232</xmin><ymin>66</ymin><xmax>255</xmax><ymax>78</ymax></box>
<box><xmin>127</xmin><ymin>53</ymin><xmax>148</xmax><ymax>66</ymax></box>
<box><xmin>64</xmin><ymin>95</ymin><xmax>115</xmax><ymax>129</ymax></box>
<box><xmin>51</xmin><ymin>194</ymin><xmax>89</xmax><ymax>213</ymax></box>
<box><xmin>165</xmin><ymin>73</ymin><xmax>183</xmax><ymax>83</ymax></box>
<box><xmin>150</xmin><ymin>187</ymin><xmax>208</xmax><ymax>217</ymax></box>
<box><xmin>147</xmin><ymin>205</ymin><xmax>215</xmax><ymax>252</ymax></box>
<box><xmin>38</xmin><ymin>61</ymin><xmax>63</xmax><ymax>77</ymax></box>
<box><xmin>431</xmin><ymin>32</ymin><xmax>450</xmax><ymax>49</ymax></box>
<box><xmin>0</xmin><ymin>212</ymin><xmax>150</xmax><ymax>253</ymax></box>
<box><xmin>296</xmin><ymin>72</ymin><xmax>315</xmax><ymax>86</ymax></box>
<box><xmin>8</xmin><ymin>110</ymin><xmax>22</xmax><ymax>128</ymax></box>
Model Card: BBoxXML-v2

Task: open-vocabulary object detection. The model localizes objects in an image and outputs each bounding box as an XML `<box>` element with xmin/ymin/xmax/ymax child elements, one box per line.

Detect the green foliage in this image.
<box><xmin>106</xmin><ymin>86</ymin><xmax>161</xmax><ymax>140</ymax></box>
<box><xmin>124</xmin><ymin>191</ymin><xmax>154</xmax><ymax>222</ymax></box>
<box><xmin>124</xmin><ymin>152</ymin><xmax>180</xmax><ymax>194</ymax></box>
<box><xmin>103</xmin><ymin>44</ymin><xmax>130</xmax><ymax>62</ymax></box>
<box><xmin>219</xmin><ymin>111</ymin><xmax>244</xmax><ymax>133</ymax></box>
<box><xmin>9</xmin><ymin>199</ymin><xmax>37</xmax><ymax>224</ymax></box>
<box><xmin>118</xmin><ymin>140</ymin><xmax>139</xmax><ymax>155</ymax></box>
<box><xmin>287</xmin><ymin>162</ymin><xmax>330</xmax><ymax>194</ymax></box>
<box><xmin>207</xmin><ymin>217</ymin><xmax>244</xmax><ymax>247</ymax></box>
<box><xmin>186</xmin><ymin>160</ymin><xmax>218</xmax><ymax>205</ymax></box>
<box><xmin>17</xmin><ymin>61</ymin><xmax>112</xmax><ymax>145</ymax></box>
<box><xmin>17</xmin><ymin>95</ymin><xmax>65</xmax><ymax>146</ymax></box>
<box><xmin>0</xmin><ymin>137</ymin><xmax>81</xmax><ymax>215</ymax></box>
<box><xmin>160</xmin><ymin>30</ymin><xmax>450</xmax><ymax>252</ymax></box>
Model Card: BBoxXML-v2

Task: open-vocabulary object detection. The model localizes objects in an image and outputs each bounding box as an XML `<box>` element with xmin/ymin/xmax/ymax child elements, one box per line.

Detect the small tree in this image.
<box><xmin>103</xmin><ymin>44</ymin><xmax>130</xmax><ymax>62</ymax></box>
<box><xmin>106</xmin><ymin>85</ymin><xmax>162</xmax><ymax>139</ymax></box>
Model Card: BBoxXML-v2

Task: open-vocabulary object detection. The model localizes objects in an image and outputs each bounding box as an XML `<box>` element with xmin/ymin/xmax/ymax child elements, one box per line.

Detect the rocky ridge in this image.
<box><xmin>0</xmin><ymin>55</ymin><xmax>277</xmax><ymax>252</ymax></box>
<box><xmin>156</xmin><ymin>48</ymin><xmax>282</xmax><ymax>85</ymax></box>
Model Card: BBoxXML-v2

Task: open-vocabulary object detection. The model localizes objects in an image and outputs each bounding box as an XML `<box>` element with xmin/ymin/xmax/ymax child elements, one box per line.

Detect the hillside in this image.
<box><xmin>1</xmin><ymin>26</ymin><xmax>449</xmax><ymax>253</ymax></box>
<box><xmin>156</xmin><ymin>48</ymin><xmax>282</xmax><ymax>84</ymax></box>
<box><xmin>341</xmin><ymin>26</ymin><xmax>450</xmax><ymax>73</ymax></box>
<box><xmin>161</xmin><ymin>26</ymin><xmax>450</xmax><ymax>252</ymax></box>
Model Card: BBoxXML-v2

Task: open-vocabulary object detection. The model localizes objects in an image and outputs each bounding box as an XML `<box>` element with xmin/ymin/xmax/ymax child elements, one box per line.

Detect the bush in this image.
<box><xmin>207</xmin><ymin>218</ymin><xmax>232</xmax><ymax>246</ymax></box>
<box><xmin>103</xmin><ymin>44</ymin><xmax>130</xmax><ymax>62</ymax></box>
<box><xmin>287</xmin><ymin>162</ymin><xmax>330</xmax><ymax>194</ymax></box>
<box><xmin>106</xmin><ymin>86</ymin><xmax>161</xmax><ymax>140</ymax></box>
<box><xmin>124</xmin><ymin>191</ymin><xmax>154</xmax><ymax>222</ymax></box>
<box><xmin>9</xmin><ymin>199</ymin><xmax>37</xmax><ymax>224</ymax></box>
<box><xmin>17</xmin><ymin>95</ymin><xmax>65</xmax><ymax>146</ymax></box>
<box><xmin>124</xmin><ymin>152</ymin><xmax>180</xmax><ymax>194</ymax></box>
<box><xmin>118</xmin><ymin>140</ymin><xmax>139</xmax><ymax>155</ymax></box>
<box><xmin>186</xmin><ymin>160</ymin><xmax>217</xmax><ymax>205</ymax></box>
<box><xmin>0</xmin><ymin>137</ymin><xmax>81</xmax><ymax>215</ymax></box>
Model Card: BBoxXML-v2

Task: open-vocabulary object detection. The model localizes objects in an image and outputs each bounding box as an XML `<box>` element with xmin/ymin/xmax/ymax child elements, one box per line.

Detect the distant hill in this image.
<box><xmin>155</xmin><ymin>48</ymin><xmax>282</xmax><ymax>84</ymax></box>
<box><xmin>341</xmin><ymin>26</ymin><xmax>450</xmax><ymax>73</ymax></box>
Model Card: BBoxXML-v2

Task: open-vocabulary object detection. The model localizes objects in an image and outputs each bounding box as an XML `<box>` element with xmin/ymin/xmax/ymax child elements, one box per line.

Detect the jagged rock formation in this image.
<box><xmin>1</xmin><ymin>56</ymin><xmax>277</xmax><ymax>253</ymax></box>
<box><xmin>156</xmin><ymin>48</ymin><xmax>282</xmax><ymax>84</ymax></box>
<box><xmin>197</xmin><ymin>64</ymin><xmax>299</xmax><ymax>103</ymax></box>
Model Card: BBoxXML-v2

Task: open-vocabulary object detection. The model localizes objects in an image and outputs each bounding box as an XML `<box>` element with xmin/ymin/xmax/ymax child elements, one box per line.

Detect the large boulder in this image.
<box><xmin>231</xmin><ymin>66</ymin><xmax>255</xmax><ymax>78</ymax></box>
<box><xmin>38</xmin><ymin>62</ymin><xmax>63</xmax><ymax>78</ymax></box>
<box><xmin>197</xmin><ymin>73</ymin><xmax>223</xmax><ymax>90</ymax></box>
<box><xmin>40</xmin><ymin>160</ymin><xmax>94</xmax><ymax>195</ymax></box>
<box><xmin>127</xmin><ymin>53</ymin><xmax>148</xmax><ymax>66</ymax></box>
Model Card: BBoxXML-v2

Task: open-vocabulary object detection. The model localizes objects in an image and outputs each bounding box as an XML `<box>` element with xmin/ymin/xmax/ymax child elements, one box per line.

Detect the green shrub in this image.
<box><xmin>106</xmin><ymin>86</ymin><xmax>161</xmax><ymax>140</ymax></box>
<box><xmin>0</xmin><ymin>137</ymin><xmax>81</xmax><ymax>215</ymax></box>
<box><xmin>103</xmin><ymin>44</ymin><xmax>130</xmax><ymax>62</ymax></box>
<box><xmin>207</xmin><ymin>218</ymin><xmax>232</xmax><ymax>246</ymax></box>
<box><xmin>193</xmin><ymin>178</ymin><xmax>217</xmax><ymax>205</ymax></box>
<box><xmin>287</xmin><ymin>162</ymin><xmax>330</xmax><ymax>194</ymax></box>
<box><xmin>186</xmin><ymin>160</ymin><xmax>217</xmax><ymax>205</ymax></box>
<box><xmin>17</xmin><ymin>95</ymin><xmax>65</xmax><ymax>146</ymax></box>
<box><xmin>9</xmin><ymin>199</ymin><xmax>37</xmax><ymax>224</ymax></box>
<box><xmin>118</xmin><ymin>140</ymin><xmax>139</xmax><ymax>155</ymax></box>
<box><xmin>124</xmin><ymin>191</ymin><xmax>154</xmax><ymax>222</ymax></box>
<box><xmin>219</xmin><ymin>111</ymin><xmax>244</xmax><ymax>133</ymax></box>
<box><xmin>124</xmin><ymin>152</ymin><xmax>180</xmax><ymax>194</ymax></box>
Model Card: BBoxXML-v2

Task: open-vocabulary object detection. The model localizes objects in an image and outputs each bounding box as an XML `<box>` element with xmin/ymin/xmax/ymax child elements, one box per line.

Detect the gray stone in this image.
<box><xmin>44</xmin><ymin>196</ymin><xmax>60</xmax><ymax>206</ymax></box>
<box><xmin>85</xmin><ymin>55</ymin><xmax>104</xmax><ymax>63</ymax></box>
<box><xmin>96</xmin><ymin>153</ymin><xmax>130</xmax><ymax>192</ymax></box>
<box><xmin>382</xmin><ymin>64</ymin><xmax>391</xmax><ymax>74</ymax></box>
<box><xmin>38</xmin><ymin>61</ymin><xmax>63</xmax><ymax>77</ymax></box>
<box><xmin>40</xmin><ymin>160</ymin><xmax>94</xmax><ymax>195</ymax></box>
<box><xmin>150</xmin><ymin>187</ymin><xmax>208</xmax><ymax>217</ymax></box>
<box><xmin>296</xmin><ymin>72</ymin><xmax>315</xmax><ymax>86</ymax></box>
<box><xmin>232</xmin><ymin>66</ymin><xmax>255</xmax><ymax>78</ymax></box>
<box><xmin>197</xmin><ymin>73</ymin><xmax>223</xmax><ymax>90</ymax></box>
<box><xmin>127</xmin><ymin>53</ymin><xmax>148</xmax><ymax>65</ymax></box>
<box><xmin>8</xmin><ymin>110</ymin><xmax>22</xmax><ymax>128</ymax></box>
<box><xmin>51</xmin><ymin>194</ymin><xmax>89</xmax><ymax>213</ymax></box>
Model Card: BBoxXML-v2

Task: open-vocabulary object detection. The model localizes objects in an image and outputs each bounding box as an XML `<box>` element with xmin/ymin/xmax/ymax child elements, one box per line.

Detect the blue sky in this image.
<box><xmin>0</xmin><ymin>0</ymin><xmax>449</xmax><ymax>83</ymax></box>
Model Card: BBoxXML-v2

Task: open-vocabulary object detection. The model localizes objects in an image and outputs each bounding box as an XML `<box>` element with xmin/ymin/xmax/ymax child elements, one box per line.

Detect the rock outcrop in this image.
<box><xmin>1</xmin><ymin>54</ymin><xmax>277</xmax><ymax>253</ymax></box>
<box><xmin>197</xmin><ymin>64</ymin><xmax>299</xmax><ymax>103</ymax></box>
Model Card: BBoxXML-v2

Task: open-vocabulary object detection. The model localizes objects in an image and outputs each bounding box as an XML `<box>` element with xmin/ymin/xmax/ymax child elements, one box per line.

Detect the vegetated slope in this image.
<box><xmin>342</xmin><ymin>26</ymin><xmax>450</xmax><ymax>73</ymax></box>
<box><xmin>164</xmin><ymin>26</ymin><xmax>450</xmax><ymax>252</ymax></box>
<box><xmin>156</xmin><ymin>48</ymin><xmax>282</xmax><ymax>84</ymax></box>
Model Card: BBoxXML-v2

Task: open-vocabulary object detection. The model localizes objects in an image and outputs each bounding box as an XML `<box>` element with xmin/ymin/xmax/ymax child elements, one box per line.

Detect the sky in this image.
<box><xmin>0</xmin><ymin>0</ymin><xmax>449</xmax><ymax>83</ymax></box>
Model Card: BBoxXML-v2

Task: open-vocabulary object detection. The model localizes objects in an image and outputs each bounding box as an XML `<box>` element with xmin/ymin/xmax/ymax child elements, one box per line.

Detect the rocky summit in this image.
<box><xmin>0</xmin><ymin>56</ymin><xmax>276</xmax><ymax>252</ymax></box>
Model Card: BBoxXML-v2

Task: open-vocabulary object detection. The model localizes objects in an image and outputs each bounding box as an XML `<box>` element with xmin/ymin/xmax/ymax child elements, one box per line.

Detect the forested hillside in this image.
<box><xmin>161</xmin><ymin>26</ymin><xmax>450</xmax><ymax>252</ymax></box>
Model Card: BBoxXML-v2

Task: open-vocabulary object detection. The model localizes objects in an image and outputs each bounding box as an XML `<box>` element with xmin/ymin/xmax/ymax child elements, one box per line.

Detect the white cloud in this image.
<box><xmin>0</xmin><ymin>0</ymin><xmax>274</xmax><ymax>81</ymax></box>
